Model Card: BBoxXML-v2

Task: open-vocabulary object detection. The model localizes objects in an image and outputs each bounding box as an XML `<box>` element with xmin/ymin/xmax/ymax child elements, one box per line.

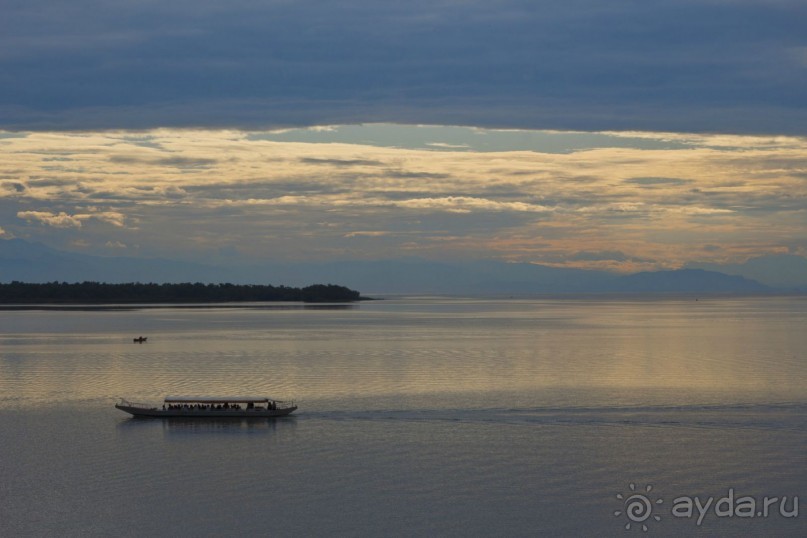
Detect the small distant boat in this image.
<box><xmin>133</xmin><ymin>336</ymin><xmax>147</xmax><ymax>343</ymax></box>
<box><xmin>115</xmin><ymin>396</ymin><xmax>297</xmax><ymax>418</ymax></box>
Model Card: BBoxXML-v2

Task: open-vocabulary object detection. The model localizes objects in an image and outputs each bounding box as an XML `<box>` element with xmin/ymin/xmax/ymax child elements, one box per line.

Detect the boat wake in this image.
<box><xmin>305</xmin><ymin>402</ymin><xmax>807</xmax><ymax>433</ymax></box>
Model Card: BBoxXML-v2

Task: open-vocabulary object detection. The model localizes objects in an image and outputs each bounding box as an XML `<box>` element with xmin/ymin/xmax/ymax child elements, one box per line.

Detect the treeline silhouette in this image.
<box><xmin>0</xmin><ymin>281</ymin><xmax>363</xmax><ymax>303</ymax></box>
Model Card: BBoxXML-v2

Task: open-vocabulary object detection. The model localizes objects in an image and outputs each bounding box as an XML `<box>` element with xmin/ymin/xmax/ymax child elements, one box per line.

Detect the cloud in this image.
<box><xmin>81</xmin><ymin>211</ymin><xmax>127</xmax><ymax>227</ymax></box>
<box><xmin>1</xmin><ymin>125</ymin><xmax>805</xmax><ymax>270</ymax></box>
<box><xmin>426</xmin><ymin>143</ymin><xmax>470</xmax><ymax>150</ymax></box>
<box><xmin>3</xmin><ymin>182</ymin><xmax>27</xmax><ymax>193</ymax></box>
<box><xmin>1</xmin><ymin>1</ymin><xmax>807</xmax><ymax>133</ymax></box>
<box><xmin>344</xmin><ymin>231</ymin><xmax>392</xmax><ymax>238</ymax></box>
<box><xmin>624</xmin><ymin>177</ymin><xmax>693</xmax><ymax>187</ymax></box>
<box><xmin>109</xmin><ymin>155</ymin><xmax>218</xmax><ymax>168</ymax></box>
<box><xmin>569</xmin><ymin>251</ymin><xmax>638</xmax><ymax>262</ymax></box>
<box><xmin>391</xmin><ymin>196</ymin><xmax>554</xmax><ymax>214</ymax></box>
<box><xmin>16</xmin><ymin>209</ymin><xmax>127</xmax><ymax>228</ymax></box>
<box><xmin>298</xmin><ymin>157</ymin><xmax>384</xmax><ymax>167</ymax></box>
<box><xmin>17</xmin><ymin>210</ymin><xmax>83</xmax><ymax>228</ymax></box>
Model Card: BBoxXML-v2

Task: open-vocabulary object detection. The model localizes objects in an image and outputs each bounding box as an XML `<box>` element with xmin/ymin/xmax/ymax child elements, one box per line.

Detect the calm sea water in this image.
<box><xmin>0</xmin><ymin>297</ymin><xmax>804</xmax><ymax>536</ymax></box>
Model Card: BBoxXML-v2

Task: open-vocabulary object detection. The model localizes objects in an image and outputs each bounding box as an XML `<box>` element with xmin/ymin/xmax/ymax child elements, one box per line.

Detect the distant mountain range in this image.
<box><xmin>687</xmin><ymin>255</ymin><xmax>807</xmax><ymax>290</ymax></box>
<box><xmin>1</xmin><ymin>238</ymin><xmax>801</xmax><ymax>295</ymax></box>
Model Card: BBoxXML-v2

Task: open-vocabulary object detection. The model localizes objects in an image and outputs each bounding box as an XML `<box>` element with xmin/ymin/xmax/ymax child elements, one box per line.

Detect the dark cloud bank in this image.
<box><xmin>2</xmin><ymin>0</ymin><xmax>806</xmax><ymax>134</ymax></box>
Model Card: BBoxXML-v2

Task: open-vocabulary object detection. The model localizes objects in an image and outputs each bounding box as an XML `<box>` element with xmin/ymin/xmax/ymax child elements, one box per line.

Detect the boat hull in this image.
<box><xmin>115</xmin><ymin>404</ymin><xmax>297</xmax><ymax>418</ymax></box>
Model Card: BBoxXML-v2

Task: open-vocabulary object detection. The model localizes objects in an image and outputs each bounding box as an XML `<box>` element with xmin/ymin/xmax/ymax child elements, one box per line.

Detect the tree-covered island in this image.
<box><xmin>0</xmin><ymin>281</ymin><xmax>365</xmax><ymax>304</ymax></box>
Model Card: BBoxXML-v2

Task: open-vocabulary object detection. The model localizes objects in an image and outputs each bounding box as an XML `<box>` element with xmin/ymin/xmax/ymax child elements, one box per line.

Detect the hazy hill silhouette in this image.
<box><xmin>0</xmin><ymin>238</ymin><xmax>785</xmax><ymax>295</ymax></box>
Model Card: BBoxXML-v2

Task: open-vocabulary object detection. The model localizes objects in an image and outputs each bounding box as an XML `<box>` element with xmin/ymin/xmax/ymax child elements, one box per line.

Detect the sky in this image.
<box><xmin>1</xmin><ymin>1</ymin><xmax>806</xmax><ymax>272</ymax></box>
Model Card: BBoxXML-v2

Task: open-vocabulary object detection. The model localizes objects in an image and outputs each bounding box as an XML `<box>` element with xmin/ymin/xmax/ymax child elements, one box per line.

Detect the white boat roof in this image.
<box><xmin>164</xmin><ymin>396</ymin><xmax>278</xmax><ymax>403</ymax></box>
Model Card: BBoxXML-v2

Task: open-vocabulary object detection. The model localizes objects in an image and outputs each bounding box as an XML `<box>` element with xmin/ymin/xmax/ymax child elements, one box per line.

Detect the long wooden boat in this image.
<box><xmin>115</xmin><ymin>396</ymin><xmax>297</xmax><ymax>418</ymax></box>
